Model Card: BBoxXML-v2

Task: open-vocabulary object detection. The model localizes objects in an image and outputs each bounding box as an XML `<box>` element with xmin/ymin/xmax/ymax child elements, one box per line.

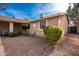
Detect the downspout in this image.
<box><xmin>66</xmin><ymin>14</ymin><xmax>70</xmax><ymax>33</ymax></box>
<box><xmin>66</xmin><ymin>14</ymin><xmax>70</xmax><ymax>25</ymax></box>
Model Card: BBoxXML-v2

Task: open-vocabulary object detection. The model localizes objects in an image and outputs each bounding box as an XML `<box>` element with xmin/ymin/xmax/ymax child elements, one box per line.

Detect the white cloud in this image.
<box><xmin>6</xmin><ymin>9</ymin><xmax>29</xmax><ymax>19</ymax></box>
<box><xmin>52</xmin><ymin>3</ymin><xmax>69</xmax><ymax>12</ymax></box>
<box><xmin>3</xmin><ymin>3</ymin><xmax>70</xmax><ymax>20</ymax></box>
<box><xmin>32</xmin><ymin>3</ymin><xmax>69</xmax><ymax>18</ymax></box>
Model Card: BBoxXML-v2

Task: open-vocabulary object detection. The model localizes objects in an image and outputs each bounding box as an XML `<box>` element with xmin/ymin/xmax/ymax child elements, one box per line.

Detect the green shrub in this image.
<box><xmin>43</xmin><ymin>26</ymin><xmax>64</xmax><ymax>44</ymax></box>
<box><xmin>8</xmin><ymin>32</ymin><xmax>18</xmax><ymax>37</ymax></box>
<box><xmin>22</xmin><ymin>25</ymin><xmax>30</xmax><ymax>31</ymax></box>
<box><xmin>23</xmin><ymin>30</ymin><xmax>31</xmax><ymax>36</ymax></box>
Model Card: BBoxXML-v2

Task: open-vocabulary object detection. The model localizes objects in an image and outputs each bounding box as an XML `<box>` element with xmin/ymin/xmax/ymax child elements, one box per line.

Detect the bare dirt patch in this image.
<box><xmin>0</xmin><ymin>34</ymin><xmax>79</xmax><ymax>56</ymax></box>
<box><xmin>1</xmin><ymin>36</ymin><xmax>54</xmax><ymax>56</ymax></box>
<box><xmin>52</xmin><ymin>34</ymin><xmax>79</xmax><ymax>56</ymax></box>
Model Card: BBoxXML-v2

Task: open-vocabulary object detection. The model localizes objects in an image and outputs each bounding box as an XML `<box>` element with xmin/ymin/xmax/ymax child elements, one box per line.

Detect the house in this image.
<box><xmin>0</xmin><ymin>12</ymin><xmax>68</xmax><ymax>36</ymax></box>
<box><xmin>29</xmin><ymin>13</ymin><xmax>68</xmax><ymax>37</ymax></box>
<box><xmin>0</xmin><ymin>16</ymin><xmax>29</xmax><ymax>35</ymax></box>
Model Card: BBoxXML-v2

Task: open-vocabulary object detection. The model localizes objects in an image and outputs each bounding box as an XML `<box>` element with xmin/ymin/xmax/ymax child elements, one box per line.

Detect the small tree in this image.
<box><xmin>24</xmin><ymin>18</ymin><xmax>30</xmax><ymax>21</ymax></box>
<box><xmin>22</xmin><ymin>25</ymin><xmax>31</xmax><ymax>36</ymax></box>
<box><xmin>22</xmin><ymin>25</ymin><xmax>30</xmax><ymax>32</ymax></box>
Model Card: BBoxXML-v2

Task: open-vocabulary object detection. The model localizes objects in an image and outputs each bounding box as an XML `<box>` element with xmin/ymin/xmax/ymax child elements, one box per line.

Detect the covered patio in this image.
<box><xmin>0</xmin><ymin>16</ymin><xmax>29</xmax><ymax>35</ymax></box>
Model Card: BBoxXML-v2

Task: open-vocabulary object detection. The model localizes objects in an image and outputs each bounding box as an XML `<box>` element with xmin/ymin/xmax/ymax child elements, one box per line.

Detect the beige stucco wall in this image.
<box><xmin>30</xmin><ymin>15</ymin><xmax>68</xmax><ymax>37</ymax></box>
<box><xmin>30</xmin><ymin>21</ymin><xmax>40</xmax><ymax>29</ymax></box>
<box><xmin>47</xmin><ymin>16</ymin><xmax>59</xmax><ymax>26</ymax></box>
<box><xmin>29</xmin><ymin>29</ymin><xmax>44</xmax><ymax>37</ymax></box>
<box><xmin>58</xmin><ymin>15</ymin><xmax>68</xmax><ymax>34</ymax></box>
<box><xmin>30</xmin><ymin>21</ymin><xmax>44</xmax><ymax>37</ymax></box>
<box><xmin>47</xmin><ymin>15</ymin><xmax>68</xmax><ymax>34</ymax></box>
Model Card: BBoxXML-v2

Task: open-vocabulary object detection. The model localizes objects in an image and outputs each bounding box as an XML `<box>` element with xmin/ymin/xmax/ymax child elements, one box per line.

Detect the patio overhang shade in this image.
<box><xmin>0</xmin><ymin>16</ymin><xmax>30</xmax><ymax>32</ymax></box>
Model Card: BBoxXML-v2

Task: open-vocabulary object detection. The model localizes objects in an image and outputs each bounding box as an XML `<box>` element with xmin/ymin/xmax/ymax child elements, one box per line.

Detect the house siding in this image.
<box><xmin>47</xmin><ymin>16</ymin><xmax>59</xmax><ymax>26</ymax></box>
<box><xmin>30</xmin><ymin>21</ymin><xmax>44</xmax><ymax>37</ymax></box>
<box><xmin>30</xmin><ymin>15</ymin><xmax>68</xmax><ymax>37</ymax></box>
<box><xmin>47</xmin><ymin>15</ymin><xmax>68</xmax><ymax>34</ymax></box>
<box><xmin>30</xmin><ymin>21</ymin><xmax>40</xmax><ymax>30</ymax></box>
<box><xmin>58</xmin><ymin>15</ymin><xmax>68</xmax><ymax>34</ymax></box>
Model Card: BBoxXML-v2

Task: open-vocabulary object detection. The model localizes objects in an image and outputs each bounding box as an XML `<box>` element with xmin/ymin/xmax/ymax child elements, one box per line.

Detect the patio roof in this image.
<box><xmin>0</xmin><ymin>16</ymin><xmax>30</xmax><ymax>24</ymax></box>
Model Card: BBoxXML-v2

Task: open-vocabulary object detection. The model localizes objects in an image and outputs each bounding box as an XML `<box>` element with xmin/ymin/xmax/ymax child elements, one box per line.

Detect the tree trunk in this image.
<box><xmin>77</xmin><ymin>8</ymin><xmax>79</xmax><ymax>34</ymax></box>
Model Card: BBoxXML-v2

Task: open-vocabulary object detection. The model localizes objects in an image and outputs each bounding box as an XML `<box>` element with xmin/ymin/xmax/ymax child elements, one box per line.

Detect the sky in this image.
<box><xmin>0</xmin><ymin>3</ymin><xmax>69</xmax><ymax>20</ymax></box>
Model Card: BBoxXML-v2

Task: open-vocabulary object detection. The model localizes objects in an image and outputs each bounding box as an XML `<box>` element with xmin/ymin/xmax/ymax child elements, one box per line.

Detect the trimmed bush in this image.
<box><xmin>8</xmin><ymin>32</ymin><xmax>18</xmax><ymax>37</ymax></box>
<box><xmin>23</xmin><ymin>30</ymin><xmax>31</xmax><ymax>36</ymax></box>
<box><xmin>22</xmin><ymin>25</ymin><xmax>30</xmax><ymax>31</ymax></box>
<box><xmin>43</xmin><ymin>26</ymin><xmax>64</xmax><ymax>44</ymax></box>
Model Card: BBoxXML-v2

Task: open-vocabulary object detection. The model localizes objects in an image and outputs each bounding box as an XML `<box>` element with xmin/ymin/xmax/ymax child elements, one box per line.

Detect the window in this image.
<box><xmin>40</xmin><ymin>19</ymin><xmax>46</xmax><ymax>29</ymax></box>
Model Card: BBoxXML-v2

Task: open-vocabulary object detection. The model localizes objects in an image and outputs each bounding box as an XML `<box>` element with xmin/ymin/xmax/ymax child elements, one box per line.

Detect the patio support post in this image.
<box><xmin>9</xmin><ymin>22</ymin><xmax>13</xmax><ymax>32</ymax></box>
